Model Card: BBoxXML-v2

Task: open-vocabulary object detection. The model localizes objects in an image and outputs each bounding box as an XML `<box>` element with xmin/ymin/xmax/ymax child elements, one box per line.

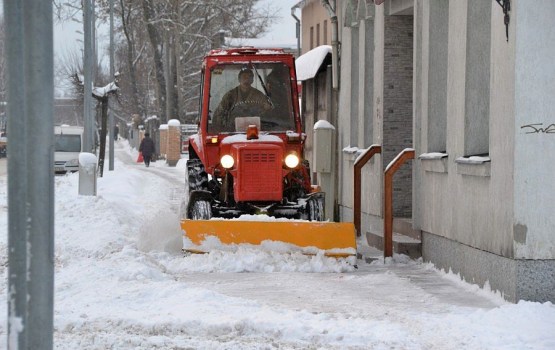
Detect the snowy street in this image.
<box><xmin>1</xmin><ymin>141</ymin><xmax>554</xmax><ymax>349</ymax></box>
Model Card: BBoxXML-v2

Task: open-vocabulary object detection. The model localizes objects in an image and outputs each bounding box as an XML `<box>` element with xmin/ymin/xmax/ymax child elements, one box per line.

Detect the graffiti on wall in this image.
<box><xmin>520</xmin><ymin>123</ymin><xmax>555</xmax><ymax>134</ymax></box>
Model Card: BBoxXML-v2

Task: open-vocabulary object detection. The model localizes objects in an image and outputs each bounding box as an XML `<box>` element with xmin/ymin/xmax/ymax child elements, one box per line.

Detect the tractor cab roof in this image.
<box><xmin>207</xmin><ymin>47</ymin><xmax>286</xmax><ymax>56</ymax></box>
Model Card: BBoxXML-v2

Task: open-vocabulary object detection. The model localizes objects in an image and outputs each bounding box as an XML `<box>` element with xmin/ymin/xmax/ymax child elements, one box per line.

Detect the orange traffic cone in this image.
<box><xmin>137</xmin><ymin>152</ymin><xmax>144</xmax><ymax>163</ymax></box>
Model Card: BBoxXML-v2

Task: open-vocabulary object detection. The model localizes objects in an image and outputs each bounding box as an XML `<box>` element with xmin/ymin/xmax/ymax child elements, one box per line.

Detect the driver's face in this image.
<box><xmin>239</xmin><ymin>72</ymin><xmax>254</xmax><ymax>88</ymax></box>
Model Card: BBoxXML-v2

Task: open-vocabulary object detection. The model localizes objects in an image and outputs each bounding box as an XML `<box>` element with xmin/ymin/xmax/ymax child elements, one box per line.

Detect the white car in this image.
<box><xmin>54</xmin><ymin>125</ymin><xmax>84</xmax><ymax>173</ymax></box>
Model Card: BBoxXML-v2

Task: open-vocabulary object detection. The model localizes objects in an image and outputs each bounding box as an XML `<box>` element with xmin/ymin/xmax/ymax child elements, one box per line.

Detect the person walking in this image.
<box><xmin>114</xmin><ymin>124</ymin><xmax>119</xmax><ymax>141</ymax></box>
<box><xmin>139</xmin><ymin>132</ymin><xmax>155</xmax><ymax>167</ymax></box>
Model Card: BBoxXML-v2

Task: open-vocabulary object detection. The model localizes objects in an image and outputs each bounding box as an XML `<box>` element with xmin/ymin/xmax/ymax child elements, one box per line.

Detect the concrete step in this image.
<box><xmin>365</xmin><ymin>229</ymin><xmax>422</xmax><ymax>259</ymax></box>
<box><xmin>393</xmin><ymin>217</ymin><xmax>421</xmax><ymax>240</ymax></box>
<box><xmin>356</xmin><ymin>236</ymin><xmax>383</xmax><ymax>263</ymax></box>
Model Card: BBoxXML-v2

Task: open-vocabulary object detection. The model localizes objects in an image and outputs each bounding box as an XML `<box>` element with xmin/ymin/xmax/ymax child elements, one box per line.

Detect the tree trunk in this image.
<box><xmin>174</xmin><ymin>0</ymin><xmax>182</xmax><ymax>121</ymax></box>
<box><xmin>142</xmin><ymin>0</ymin><xmax>167</xmax><ymax>122</ymax></box>
<box><xmin>97</xmin><ymin>96</ymin><xmax>109</xmax><ymax>177</ymax></box>
<box><xmin>119</xmin><ymin>0</ymin><xmax>143</xmax><ymax>116</ymax></box>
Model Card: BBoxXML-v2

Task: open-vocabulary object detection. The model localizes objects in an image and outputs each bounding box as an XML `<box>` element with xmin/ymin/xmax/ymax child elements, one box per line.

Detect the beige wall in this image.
<box><xmin>300</xmin><ymin>0</ymin><xmax>333</xmax><ymax>53</ymax></box>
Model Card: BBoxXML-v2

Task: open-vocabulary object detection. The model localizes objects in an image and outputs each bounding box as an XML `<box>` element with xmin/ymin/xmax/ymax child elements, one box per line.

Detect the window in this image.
<box><xmin>207</xmin><ymin>63</ymin><xmax>295</xmax><ymax>134</ymax></box>
<box><xmin>464</xmin><ymin>0</ymin><xmax>491</xmax><ymax>156</ymax></box>
<box><xmin>324</xmin><ymin>20</ymin><xmax>328</xmax><ymax>44</ymax></box>
<box><xmin>427</xmin><ymin>0</ymin><xmax>449</xmax><ymax>153</ymax></box>
<box><xmin>350</xmin><ymin>26</ymin><xmax>360</xmax><ymax>145</ymax></box>
<box><xmin>317</xmin><ymin>23</ymin><xmax>321</xmax><ymax>46</ymax></box>
<box><xmin>55</xmin><ymin>135</ymin><xmax>81</xmax><ymax>152</ymax></box>
<box><xmin>310</xmin><ymin>26</ymin><xmax>314</xmax><ymax>49</ymax></box>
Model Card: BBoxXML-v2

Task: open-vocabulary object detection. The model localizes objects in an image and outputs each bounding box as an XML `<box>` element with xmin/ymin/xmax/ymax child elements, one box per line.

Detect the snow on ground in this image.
<box><xmin>0</xmin><ymin>140</ymin><xmax>554</xmax><ymax>349</ymax></box>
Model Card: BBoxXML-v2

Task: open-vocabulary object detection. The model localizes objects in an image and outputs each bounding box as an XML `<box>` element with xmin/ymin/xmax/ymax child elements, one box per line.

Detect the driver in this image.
<box><xmin>213</xmin><ymin>68</ymin><xmax>272</xmax><ymax>128</ymax></box>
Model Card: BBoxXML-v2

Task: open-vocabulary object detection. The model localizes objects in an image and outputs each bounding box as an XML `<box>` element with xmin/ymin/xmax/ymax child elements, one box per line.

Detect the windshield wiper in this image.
<box><xmin>252</xmin><ymin>65</ymin><xmax>274</xmax><ymax>108</ymax></box>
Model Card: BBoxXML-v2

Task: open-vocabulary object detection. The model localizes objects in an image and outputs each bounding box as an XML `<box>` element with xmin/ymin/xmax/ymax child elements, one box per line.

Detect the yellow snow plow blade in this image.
<box><xmin>181</xmin><ymin>219</ymin><xmax>357</xmax><ymax>258</ymax></box>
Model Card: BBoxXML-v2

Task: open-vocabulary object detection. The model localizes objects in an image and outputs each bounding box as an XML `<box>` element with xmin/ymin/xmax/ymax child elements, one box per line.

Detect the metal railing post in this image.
<box><xmin>384</xmin><ymin>149</ymin><xmax>415</xmax><ymax>258</ymax></box>
<box><xmin>353</xmin><ymin>145</ymin><xmax>382</xmax><ymax>237</ymax></box>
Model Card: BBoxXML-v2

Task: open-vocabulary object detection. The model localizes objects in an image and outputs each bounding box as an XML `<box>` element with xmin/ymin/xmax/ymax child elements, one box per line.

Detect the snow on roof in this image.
<box><xmin>295</xmin><ymin>45</ymin><xmax>332</xmax><ymax>81</ymax></box>
<box><xmin>226</xmin><ymin>37</ymin><xmax>297</xmax><ymax>50</ymax></box>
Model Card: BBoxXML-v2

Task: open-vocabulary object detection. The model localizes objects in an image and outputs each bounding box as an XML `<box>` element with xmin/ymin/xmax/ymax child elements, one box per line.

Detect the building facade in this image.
<box><xmin>297</xmin><ymin>0</ymin><xmax>555</xmax><ymax>302</ymax></box>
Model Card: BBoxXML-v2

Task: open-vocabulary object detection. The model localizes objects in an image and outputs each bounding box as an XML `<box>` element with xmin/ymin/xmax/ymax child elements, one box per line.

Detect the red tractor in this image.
<box><xmin>182</xmin><ymin>48</ymin><xmax>355</xmax><ymax>256</ymax></box>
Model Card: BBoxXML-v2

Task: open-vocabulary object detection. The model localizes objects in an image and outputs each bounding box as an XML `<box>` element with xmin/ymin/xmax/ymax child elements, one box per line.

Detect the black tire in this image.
<box><xmin>306</xmin><ymin>195</ymin><xmax>325</xmax><ymax>222</ymax></box>
<box><xmin>189</xmin><ymin>200</ymin><xmax>212</xmax><ymax>220</ymax></box>
<box><xmin>187</xmin><ymin>159</ymin><xmax>208</xmax><ymax>192</ymax></box>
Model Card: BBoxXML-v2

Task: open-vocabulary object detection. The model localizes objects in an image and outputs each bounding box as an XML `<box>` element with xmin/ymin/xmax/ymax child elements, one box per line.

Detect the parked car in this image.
<box><xmin>54</xmin><ymin>125</ymin><xmax>83</xmax><ymax>173</ymax></box>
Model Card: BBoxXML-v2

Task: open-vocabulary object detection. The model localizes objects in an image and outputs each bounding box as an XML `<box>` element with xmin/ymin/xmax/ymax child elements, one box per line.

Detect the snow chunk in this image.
<box><xmin>79</xmin><ymin>152</ymin><xmax>97</xmax><ymax>165</ymax></box>
<box><xmin>168</xmin><ymin>119</ymin><xmax>181</xmax><ymax>127</ymax></box>
<box><xmin>314</xmin><ymin>120</ymin><xmax>335</xmax><ymax>130</ymax></box>
<box><xmin>92</xmin><ymin>81</ymin><xmax>118</xmax><ymax>98</ymax></box>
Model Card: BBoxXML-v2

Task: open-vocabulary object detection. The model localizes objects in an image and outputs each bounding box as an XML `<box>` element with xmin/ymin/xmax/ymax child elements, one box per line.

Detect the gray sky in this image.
<box><xmin>52</xmin><ymin>0</ymin><xmax>300</xmax><ymax>57</ymax></box>
<box><xmin>258</xmin><ymin>0</ymin><xmax>299</xmax><ymax>42</ymax></box>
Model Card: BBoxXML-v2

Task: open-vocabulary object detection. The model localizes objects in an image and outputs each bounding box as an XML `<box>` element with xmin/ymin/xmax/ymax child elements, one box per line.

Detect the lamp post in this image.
<box><xmin>83</xmin><ymin>0</ymin><xmax>94</xmax><ymax>152</ymax></box>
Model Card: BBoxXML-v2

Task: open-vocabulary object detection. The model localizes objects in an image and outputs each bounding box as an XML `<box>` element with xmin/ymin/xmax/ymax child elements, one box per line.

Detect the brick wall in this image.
<box><xmin>166</xmin><ymin>121</ymin><xmax>181</xmax><ymax>166</ymax></box>
<box><xmin>383</xmin><ymin>15</ymin><xmax>414</xmax><ymax>217</ymax></box>
<box><xmin>159</xmin><ymin>126</ymin><xmax>168</xmax><ymax>158</ymax></box>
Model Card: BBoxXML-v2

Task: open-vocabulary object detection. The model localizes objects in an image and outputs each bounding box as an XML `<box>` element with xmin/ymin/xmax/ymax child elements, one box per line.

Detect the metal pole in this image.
<box><xmin>92</xmin><ymin>0</ymin><xmax>97</xmax><ymax>79</ymax></box>
<box><xmin>291</xmin><ymin>6</ymin><xmax>301</xmax><ymax>57</ymax></box>
<box><xmin>6</xmin><ymin>0</ymin><xmax>55</xmax><ymax>348</ymax></box>
<box><xmin>108</xmin><ymin>0</ymin><xmax>115</xmax><ymax>170</ymax></box>
<box><xmin>83</xmin><ymin>0</ymin><xmax>94</xmax><ymax>152</ymax></box>
<box><xmin>4</xmin><ymin>1</ymin><xmax>28</xmax><ymax>348</ymax></box>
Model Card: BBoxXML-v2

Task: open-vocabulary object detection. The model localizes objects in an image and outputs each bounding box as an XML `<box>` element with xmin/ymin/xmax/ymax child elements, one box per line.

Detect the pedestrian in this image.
<box><xmin>114</xmin><ymin>124</ymin><xmax>119</xmax><ymax>141</ymax></box>
<box><xmin>139</xmin><ymin>132</ymin><xmax>155</xmax><ymax>167</ymax></box>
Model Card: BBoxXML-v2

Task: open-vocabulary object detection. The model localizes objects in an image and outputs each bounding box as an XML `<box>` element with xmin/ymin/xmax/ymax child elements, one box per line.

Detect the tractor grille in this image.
<box><xmin>243</xmin><ymin>152</ymin><xmax>277</xmax><ymax>163</ymax></box>
<box><xmin>237</xmin><ymin>147</ymin><xmax>282</xmax><ymax>201</ymax></box>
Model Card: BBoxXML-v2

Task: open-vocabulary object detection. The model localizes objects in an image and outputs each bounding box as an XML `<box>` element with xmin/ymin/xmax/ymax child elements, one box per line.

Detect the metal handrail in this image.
<box><xmin>384</xmin><ymin>148</ymin><xmax>415</xmax><ymax>257</ymax></box>
<box><xmin>353</xmin><ymin>145</ymin><xmax>382</xmax><ymax>237</ymax></box>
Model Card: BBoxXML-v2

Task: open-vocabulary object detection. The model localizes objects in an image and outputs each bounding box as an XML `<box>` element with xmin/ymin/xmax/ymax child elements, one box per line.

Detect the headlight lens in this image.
<box><xmin>220</xmin><ymin>154</ymin><xmax>234</xmax><ymax>169</ymax></box>
<box><xmin>284</xmin><ymin>153</ymin><xmax>300</xmax><ymax>169</ymax></box>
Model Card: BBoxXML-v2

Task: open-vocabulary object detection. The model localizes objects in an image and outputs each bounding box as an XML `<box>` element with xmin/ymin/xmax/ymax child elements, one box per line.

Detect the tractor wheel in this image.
<box><xmin>306</xmin><ymin>195</ymin><xmax>325</xmax><ymax>222</ymax></box>
<box><xmin>187</xmin><ymin>159</ymin><xmax>208</xmax><ymax>192</ymax></box>
<box><xmin>189</xmin><ymin>200</ymin><xmax>212</xmax><ymax>220</ymax></box>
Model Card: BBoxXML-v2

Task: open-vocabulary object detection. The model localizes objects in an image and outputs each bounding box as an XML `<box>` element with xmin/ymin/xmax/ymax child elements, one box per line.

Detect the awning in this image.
<box><xmin>295</xmin><ymin>45</ymin><xmax>332</xmax><ymax>81</ymax></box>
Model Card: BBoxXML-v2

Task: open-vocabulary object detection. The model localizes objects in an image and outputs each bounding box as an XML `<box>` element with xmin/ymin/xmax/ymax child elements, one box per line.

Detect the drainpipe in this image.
<box><xmin>321</xmin><ymin>0</ymin><xmax>341</xmax><ymax>221</ymax></box>
<box><xmin>291</xmin><ymin>4</ymin><xmax>301</xmax><ymax>57</ymax></box>
<box><xmin>320</xmin><ymin>0</ymin><xmax>339</xmax><ymax>90</ymax></box>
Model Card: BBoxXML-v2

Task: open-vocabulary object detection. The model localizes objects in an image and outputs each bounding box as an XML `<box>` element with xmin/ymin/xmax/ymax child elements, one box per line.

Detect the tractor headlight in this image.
<box><xmin>284</xmin><ymin>153</ymin><xmax>300</xmax><ymax>169</ymax></box>
<box><xmin>220</xmin><ymin>154</ymin><xmax>235</xmax><ymax>169</ymax></box>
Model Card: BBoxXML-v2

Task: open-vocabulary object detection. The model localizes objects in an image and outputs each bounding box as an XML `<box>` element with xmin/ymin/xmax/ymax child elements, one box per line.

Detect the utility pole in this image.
<box><xmin>109</xmin><ymin>0</ymin><xmax>115</xmax><ymax>170</ymax></box>
<box><xmin>5</xmin><ymin>0</ymin><xmax>55</xmax><ymax>348</ymax></box>
<box><xmin>83</xmin><ymin>0</ymin><xmax>94</xmax><ymax>152</ymax></box>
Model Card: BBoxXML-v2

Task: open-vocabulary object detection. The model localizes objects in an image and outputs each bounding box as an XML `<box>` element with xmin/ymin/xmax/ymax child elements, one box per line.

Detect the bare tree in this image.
<box><xmin>54</xmin><ymin>0</ymin><xmax>277</xmax><ymax>126</ymax></box>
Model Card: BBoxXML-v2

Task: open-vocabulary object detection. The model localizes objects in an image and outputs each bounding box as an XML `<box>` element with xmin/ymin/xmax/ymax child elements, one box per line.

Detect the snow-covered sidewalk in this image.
<box><xmin>0</xmin><ymin>140</ymin><xmax>554</xmax><ymax>349</ymax></box>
